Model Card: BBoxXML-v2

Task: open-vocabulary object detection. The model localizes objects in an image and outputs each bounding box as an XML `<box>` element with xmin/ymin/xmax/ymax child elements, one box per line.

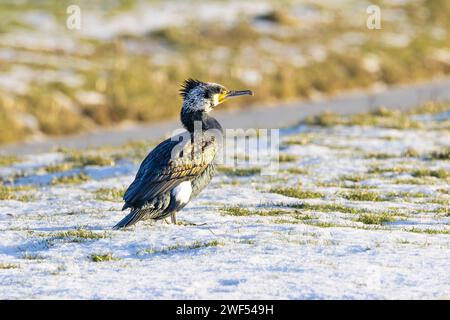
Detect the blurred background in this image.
<box><xmin>0</xmin><ymin>0</ymin><xmax>449</xmax><ymax>145</ymax></box>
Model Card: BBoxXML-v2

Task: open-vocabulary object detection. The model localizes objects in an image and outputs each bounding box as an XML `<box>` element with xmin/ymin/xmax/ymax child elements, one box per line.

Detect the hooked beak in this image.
<box><xmin>226</xmin><ymin>90</ymin><xmax>254</xmax><ymax>98</ymax></box>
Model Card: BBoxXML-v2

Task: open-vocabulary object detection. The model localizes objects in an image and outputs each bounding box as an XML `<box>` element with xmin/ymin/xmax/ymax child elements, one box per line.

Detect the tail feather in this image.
<box><xmin>113</xmin><ymin>208</ymin><xmax>146</xmax><ymax>230</ymax></box>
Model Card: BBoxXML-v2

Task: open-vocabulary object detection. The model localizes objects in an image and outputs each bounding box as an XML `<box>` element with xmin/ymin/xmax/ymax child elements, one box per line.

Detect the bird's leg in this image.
<box><xmin>171</xmin><ymin>212</ymin><xmax>177</xmax><ymax>225</ymax></box>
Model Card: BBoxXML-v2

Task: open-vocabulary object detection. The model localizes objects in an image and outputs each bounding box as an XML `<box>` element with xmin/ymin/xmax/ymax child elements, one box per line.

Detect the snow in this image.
<box><xmin>0</xmin><ymin>111</ymin><xmax>449</xmax><ymax>299</ymax></box>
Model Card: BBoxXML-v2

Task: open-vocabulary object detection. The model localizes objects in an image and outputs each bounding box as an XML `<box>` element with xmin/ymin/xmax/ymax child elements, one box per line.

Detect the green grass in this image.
<box><xmin>411</xmin><ymin>168</ymin><xmax>449</xmax><ymax>179</ymax></box>
<box><xmin>314</xmin><ymin>181</ymin><xmax>341</xmax><ymax>188</ymax></box>
<box><xmin>340</xmin><ymin>174</ymin><xmax>367</xmax><ymax>183</ymax></box>
<box><xmin>0</xmin><ymin>155</ymin><xmax>19</xmax><ymax>167</ymax></box>
<box><xmin>273</xmin><ymin>213</ymin><xmax>314</xmax><ymax>224</ymax></box>
<box><xmin>427</xmin><ymin>148</ymin><xmax>450</xmax><ymax>160</ymax></box>
<box><xmin>141</xmin><ymin>240</ymin><xmax>223</xmax><ymax>255</ymax></box>
<box><xmin>0</xmin><ymin>185</ymin><xmax>35</xmax><ymax>201</ymax></box>
<box><xmin>282</xmin><ymin>134</ymin><xmax>312</xmax><ymax>146</ymax></box>
<box><xmin>428</xmin><ymin>197</ymin><xmax>450</xmax><ymax>205</ymax></box>
<box><xmin>368</xmin><ymin>165</ymin><xmax>411</xmax><ymax>174</ymax></box>
<box><xmin>0</xmin><ymin>98</ymin><xmax>29</xmax><ymax>144</ymax></box>
<box><xmin>272</xmin><ymin>218</ymin><xmax>300</xmax><ymax>224</ymax></box>
<box><xmin>43</xmin><ymin>162</ymin><xmax>75</xmax><ymax>173</ymax></box>
<box><xmin>94</xmin><ymin>187</ymin><xmax>125</xmax><ymax>201</ymax></box>
<box><xmin>364</xmin><ymin>152</ymin><xmax>397</xmax><ymax>159</ymax></box>
<box><xmin>59</xmin><ymin>141</ymin><xmax>153</xmax><ymax>165</ymax></box>
<box><xmin>233</xmin><ymin>154</ymin><xmax>250</xmax><ymax>162</ymax></box>
<box><xmin>239</xmin><ymin>239</ymin><xmax>255</xmax><ymax>245</ymax></box>
<box><xmin>221</xmin><ymin>207</ymin><xmax>288</xmax><ymax>217</ymax></box>
<box><xmin>304</xmin><ymin>221</ymin><xmax>340</xmax><ymax>228</ymax></box>
<box><xmin>66</xmin><ymin>152</ymin><xmax>115</xmax><ymax>167</ymax></box>
<box><xmin>0</xmin><ymin>263</ymin><xmax>19</xmax><ymax>269</ymax></box>
<box><xmin>49</xmin><ymin>149</ymin><xmax>116</xmax><ymax>170</ymax></box>
<box><xmin>402</xmin><ymin>148</ymin><xmax>421</xmax><ymax>158</ymax></box>
<box><xmin>218</xmin><ymin>167</ymin><xmax>260</xmax><ymax>177</ymax></box>
<box><xmin>386</xmin><ymin>191</ymin><xmax>428</xmax><ymax>199</ymax></box>
<box><xmin>120</xmin><ymin>140</ymin><xmax>153</xmax><ymax>162</ymax></box>
<box><xmin>278</xmin><ymin>154</ymin><xmax>298</xmax><ymax>163</ymax></box>
<box><xmin>407</xmin><ymin>228</ymin><xmax>450</xmax><ymax>235</ymax></box>
<box><xmin>49</xmin><ymin>229</ymin><xmax>109</xmax><ymax>242</ymax></box>
<box><xmin>392</xmin><ymin>177</ymin><xmax>438</xmax><ymax>185</ymax></box>
<box><xmin>293</xmin><ymin>214</ymin><xmax>314</xmax><ymax>221</ymax></box>
<box><xmin>305</xmin><ymin>107</ymin><xmax>422</xmax><ymax>129</ymax></box>
<box><xmin>290</xmin><ymin>203</ymin><xmax>367</xmax><ymax>214</ymax></box>
<box><xmin>50</xmin><ymin>172</ymin><xmax>91</xmax><ymax>185</ymax></box>
<box><xmin>222</xmin><ymin>205</ymin><xmax>322</xmax><ymax>220</ymax></box>
<box><xmin>411</xmin><ymin>102</ymin><xmax>450</xmax><ymax>115</ymax></box>
<box><xmin>89</xmin><ymin>253</ymin><xmax>116</xmax><ymax>262</ymax></box>
<box><xmin>284</xmin><ymin>168</ymin><xmax>309</xmax><ymax>175</ymax></box>
<box><xmin>304</xmin><ymin>112</ymin><xmax>342</xmax><ymax>127</ymax></box>
<box><xmin>357</xmin><ymin>213</ymin><xmax>395</xmax><ymax>225</ymax></box>
<box><xmin>340</xmin><ymin>190</ymin><xmax>384</xmax><ymax>201</ymax></box>
<box><xmin>341</xmin><ymin>184</ymin><xmax>377</xmax><ymax>190</ymax></box>
<box><xmin>270</xmin><ymin>187</ymin><xmax>324</xmax><ymax>199</ymax></box>
<box><xmin>434</xmin><ymin>206</ymin><xmax>449</xmax><ymax>215</ymax></box>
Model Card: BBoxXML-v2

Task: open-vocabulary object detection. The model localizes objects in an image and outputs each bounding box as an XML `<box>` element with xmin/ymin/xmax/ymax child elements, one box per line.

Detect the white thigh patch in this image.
<box><xmin>171</xmin><ymin>181</ymin><xmax>192</xmax><ymax>205</ymax></box>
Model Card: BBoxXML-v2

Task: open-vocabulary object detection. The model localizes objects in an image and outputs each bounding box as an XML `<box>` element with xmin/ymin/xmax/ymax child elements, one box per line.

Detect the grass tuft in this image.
<box><xmin>270</xmin><ymin>187</ymin><xmax>324</xmax><ymax>199</ymax></box>
<box><xmin>43</xmin><ymin>162</ymin><xmax>75</xmax><ymax>173</ymax></box>
<box><xmin>357</xmin><ymin>213</ymin><xmax>395</xmax><ymax>225</ymax></box>
<box><xmin>141</xmin><ymin>240</ymin><xmax>223</xmax><ymax>255</ymax></box>
<box><xmin>0</xmin><ymin>155</ymin><xmax>19</xmax><ymax>167</ymax></box>
<box><xmin>218</xmin><ymin>167</ymin><xmax>260</xmax><ymax>177</ymax></box>
<box><xmin>340</xmin><ymin>190</ymin><xmax>384</xmax><ymax>201</ymax></box>
<box><xmin>305</xmin><ymin>107</ymin><xmax>422</xmax><ymax>129</ymax></box>
<box><xmin>392</xmin><ymin>177</ymin><xmax>438</xmax><ymax>185</ymax></box>
<box><xmin>408</xmin><ymin>228</ymin><xmax>450</xmax><ymax>235</ymax></box>
<box><xmin>290</xmin><ymin>203</ymin><xmax>366</xmax><ymax>214</ymax></box>
<box><xmin>283</xmin><ymin>134</ymin><xmax>312</xmax><ymax>146</ymax></box>
<box><xmin>0</xmin><ymin>185</ymin><xmax>35</xmax><ymax>201</ymax></box>
<box><xmin>340</xmin><ymin>174</ymin><xmax>366</xmax><ymax>183</ymax></box>
<box><xmin>89</xmin><ymin>253</ymin><xmax>116</xmax><ymax>262</ymax></box>
<box><xmin>50</xmin><ymin>172</ymin><xmax>91</xmax><ymax>185</ymax></box>
<box><xmin>278</xmin><ymin>154</ymin><xmax>298</xmax><ymax>163</ymax></box>
<box><xmin>49</xmin><ymin>229</ymin><xmax>109</xmax><ymax>243</ymax></box>
<box><xmin>304</xmin><ymin>221</ymin><xmax>340</xmax><ymax>228</ymax></box>
<box><xmin>368</xmin><ymin>165</ymin><xmax>411</xmax><ymax>174</ymax></box>
<box><xmin>411</xmin><ymin>102</ymin><xmax>450</xmax><ymax>115</ymax></box>
<box><xmin>284</xmin><ymin>168</ymin><xmax>309</xmax><ymax>175</ymax></box>
<box><xmin>411</xmin><ymin>168</ymin><xmax>449</xmax><ymax>179</ymax></box>
<box><xmin>365</xmin><ymin>152</ymin><xmax>397</xmax><ymax>159</ymax></box>
<box><xmin>66</xmin><ymin>152</ymin><xmax>115</xmax><ymax>167</ymax></box>
<box><xmin>403</xmin><ymin>148</ymin><xmax>421</xmax><ymax>158</ymax></box>
<box><xmin>221</xmin><ymin>207</ymin><xmax>289</xmax><ymax>217</ymax></box>
<box><xmin>427</xmin><ymin>148</ymin><xmax>450</xmax><ymax>160</ymax></box>
<box><xmin>94</xmin><ymin>187</ymin><xmax>125</xmax><ymax>201</ymax></box>
<box><xmin>0</xmin><ymin>263</ymin><xmax>19</xmax><ymax>269</ymax></box>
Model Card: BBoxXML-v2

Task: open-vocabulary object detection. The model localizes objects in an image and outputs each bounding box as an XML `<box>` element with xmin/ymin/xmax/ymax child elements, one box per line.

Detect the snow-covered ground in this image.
<box><xmin>0</xmin><ymin>107</ymin><xmax>449</xmax><ymax>299</ymax></box>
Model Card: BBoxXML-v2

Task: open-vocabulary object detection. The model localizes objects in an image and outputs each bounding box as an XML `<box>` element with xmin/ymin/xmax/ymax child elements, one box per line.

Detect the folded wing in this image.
<box><xmin>122</xmin><ymin>134</ymin><xmax>218</xmax><ymax>210</ymax></box>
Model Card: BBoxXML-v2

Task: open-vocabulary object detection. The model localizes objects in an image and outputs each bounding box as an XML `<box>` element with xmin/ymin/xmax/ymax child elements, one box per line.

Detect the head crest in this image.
<box><xmin>179</xmin><ymin>78</ymin><xmax>206</xmax><ymax>98</ymax></box>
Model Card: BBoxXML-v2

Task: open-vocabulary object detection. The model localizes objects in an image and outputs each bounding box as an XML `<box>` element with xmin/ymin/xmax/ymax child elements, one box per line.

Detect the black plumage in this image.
<box><xmin>179</xmin><ymin>78</ymin><xmax>206</xmax><ymax>98</ymax></box>
<box><xmin>113</xmin><ymin>79</ymin><xmax>252</xmax><ymax>229</ymax></box>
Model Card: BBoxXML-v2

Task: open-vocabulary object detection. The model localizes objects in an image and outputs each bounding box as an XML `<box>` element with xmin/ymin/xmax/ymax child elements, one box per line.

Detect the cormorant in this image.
<box><xmin>113</xmin><ymin>79</ymin><xmax>253</xmax><ymax>229</ymax></box>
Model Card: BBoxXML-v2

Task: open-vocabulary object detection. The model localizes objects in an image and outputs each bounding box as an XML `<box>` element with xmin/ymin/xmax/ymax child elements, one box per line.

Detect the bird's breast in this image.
<box><xmin>171</xmin><ymin>181</ymin><xmax>192</xmax><ymax>205</ymax></box>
